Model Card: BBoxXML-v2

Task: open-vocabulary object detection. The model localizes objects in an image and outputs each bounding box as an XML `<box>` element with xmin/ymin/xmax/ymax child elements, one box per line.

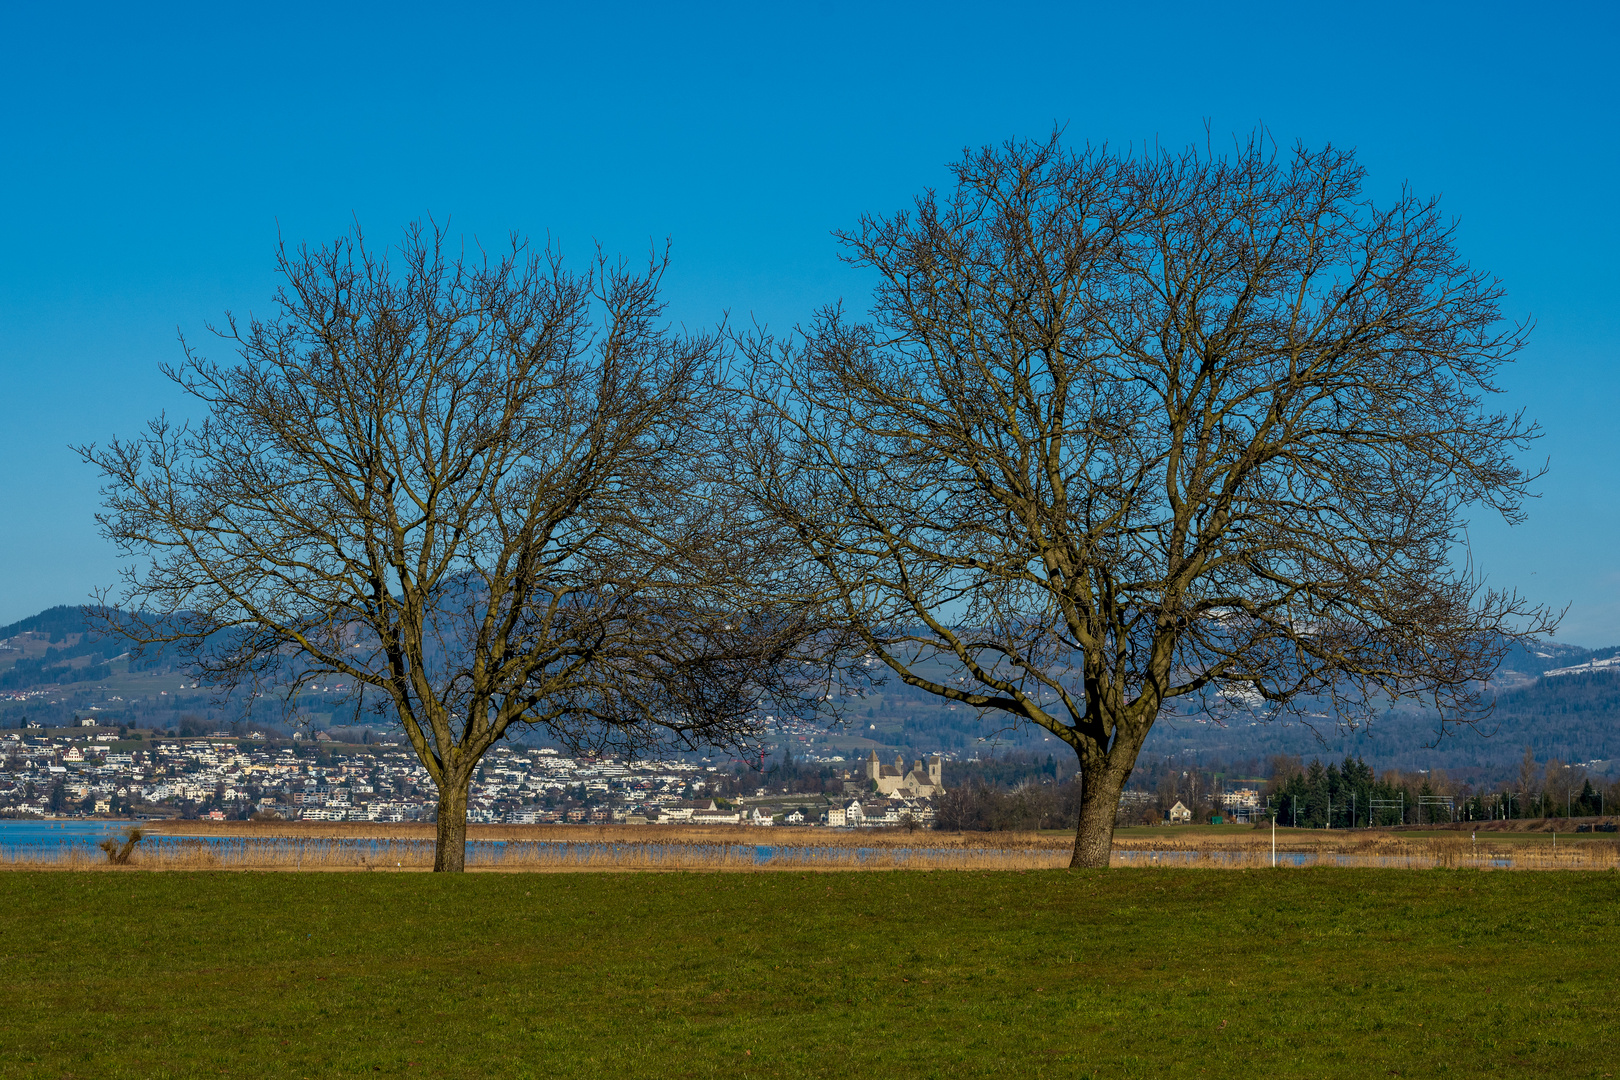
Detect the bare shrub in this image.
<box><xmin>97</xmin><ymin>827</ymin><xmax>143</xmax><ymax>865</ymax></box>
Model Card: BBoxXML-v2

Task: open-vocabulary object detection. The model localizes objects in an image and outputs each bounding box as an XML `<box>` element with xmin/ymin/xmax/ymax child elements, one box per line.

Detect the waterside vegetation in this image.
<box><xmin>4</xmin><ymin>822</ymin><xmax>1618</xmax><ymax>872</ymax></box>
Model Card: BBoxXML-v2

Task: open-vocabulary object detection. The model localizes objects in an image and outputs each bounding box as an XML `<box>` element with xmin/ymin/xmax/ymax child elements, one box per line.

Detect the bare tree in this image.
<box><xmin>728</xmin><ymin>133</ymin><xmax>1556</xmax><ymax>867</ymax></box>
<box><xmin>1517</xmin><ymin>745</ymin><xmax>1539</xmax><ymax>807</ymax></box>
<box><xmin>80</xmin><ymin>222</ymin><xmax>816</xmax><ymax>871</ymax></box>
<box><xmin>1543</xmin><ymin>758</ymin><xmax>1575</xmax><ymax>817</ymax></box>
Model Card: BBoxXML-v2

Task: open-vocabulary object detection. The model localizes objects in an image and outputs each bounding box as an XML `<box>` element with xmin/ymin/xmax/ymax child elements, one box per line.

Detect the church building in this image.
<box><xmin>861</xmin><ymin>751</ymin><xmax>945</xmax><ymax>798</ymax></box>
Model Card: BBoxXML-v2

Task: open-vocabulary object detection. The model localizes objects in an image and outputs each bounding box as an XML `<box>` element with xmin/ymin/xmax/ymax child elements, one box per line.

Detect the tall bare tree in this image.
<box><xmin>728</xmin><ymin>133</ymin><xmax>1556</xmax><ymax>867</ymax></box>
<box><xmin>1518</xmin><ymin>746</ymin><xmax>1540</xmax><ymax>808</ymax></box>
<box><xmin>81</xmin><ymin>222</ymin><xmax>815</xmax><ymax>870</ymax></box>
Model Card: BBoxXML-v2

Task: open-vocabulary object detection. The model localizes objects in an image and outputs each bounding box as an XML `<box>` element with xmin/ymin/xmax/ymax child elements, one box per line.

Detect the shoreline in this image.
<box><xmin>4</xmin><ymin>819</ymin><xmax>1618</xmax><ymax>871</ymax></box>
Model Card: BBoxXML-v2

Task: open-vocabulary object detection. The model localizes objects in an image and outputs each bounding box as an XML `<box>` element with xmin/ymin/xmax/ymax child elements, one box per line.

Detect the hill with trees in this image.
<box><xmin>3</xmin><ymin>604</ymin><xmax>1617</xmax><ymax>782</ymax></box>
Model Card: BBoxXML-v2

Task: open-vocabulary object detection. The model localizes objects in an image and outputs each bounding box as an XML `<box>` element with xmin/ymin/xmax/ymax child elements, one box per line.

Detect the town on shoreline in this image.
<box><xmin>0</xmin><ymin>725</ymin><xmax>950</xmax><ymax>829</ymax></box>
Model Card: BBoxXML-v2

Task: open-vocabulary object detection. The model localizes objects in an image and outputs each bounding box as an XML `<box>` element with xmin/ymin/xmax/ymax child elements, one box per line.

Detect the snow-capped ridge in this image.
<box><xmin>1543</xmin><ymin>654</ymin><xmax>1620</xmax><ymax>678</ymax></box>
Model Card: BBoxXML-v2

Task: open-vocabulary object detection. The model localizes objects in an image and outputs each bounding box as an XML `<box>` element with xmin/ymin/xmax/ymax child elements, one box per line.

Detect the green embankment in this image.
<box><xmin>2</xmin><ymin>869</ymin><xmax>1616</xmax><ymax>1078</ymax></box>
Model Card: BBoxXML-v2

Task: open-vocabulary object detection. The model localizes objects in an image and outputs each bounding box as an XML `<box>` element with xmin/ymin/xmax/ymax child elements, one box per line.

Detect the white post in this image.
<box><xmin>1272</xmin><ymin>812</ymin><xmax>1276</xmax><ymax>868</ymax></box>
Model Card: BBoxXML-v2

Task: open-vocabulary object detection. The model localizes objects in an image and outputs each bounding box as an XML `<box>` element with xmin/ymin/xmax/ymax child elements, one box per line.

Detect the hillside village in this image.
<box><xmin>0</xmin><ymin>729</ymin><xmax>947</xmax><ymax>828</ymax></box>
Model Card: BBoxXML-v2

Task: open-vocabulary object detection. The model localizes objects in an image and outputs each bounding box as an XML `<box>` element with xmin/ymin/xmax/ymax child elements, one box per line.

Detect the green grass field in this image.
<box><xmin>3</xmin><ymin>869</ymin><xmax>1617</xmax><ymax>1078</ymax></box>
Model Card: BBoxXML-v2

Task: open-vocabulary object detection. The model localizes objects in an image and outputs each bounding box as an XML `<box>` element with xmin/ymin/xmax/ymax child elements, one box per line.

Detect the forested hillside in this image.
<box><xmin>830</xmin><ymin>636</ymin><xmax>1620</xmax><ymax>775</ymax></box>
<box><xmin>0</xmin><ymin>606</ymin><xmax>124</xmax><ymax>690</ymax></box>
<box><xmin>2</xmin><ymin>604</ymin><xmax>1616</xmax><ymax>777</ymax></box>
<box><xmin>0</xmin><ymin>606</ymin><xmax>244</xmax><ymax>732</ymax></box>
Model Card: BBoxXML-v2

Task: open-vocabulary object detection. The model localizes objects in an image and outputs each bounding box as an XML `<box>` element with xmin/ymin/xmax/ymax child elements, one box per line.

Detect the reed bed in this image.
<box><xmin>133</xmin><ymin>820</ymin><xmax>1072</xmax><ymax>851</ymax></box>
<box><xmin>0</xmin><ymin>835</ymin><xmax>1066</xmax><ymax>872</ymax></box>
<box><xmin>1113</xmin><ymin>827</ymin><xmax>1620</xmax><ymax>869</ymax></box>
<box><xmin>1114</xmin><ymin>828</ymin><xmax>1620</xmax><ymax>864</ymax></box>
<box><xmin>3</xmin><ymin>826</ymin><xmax>1616</xmax><ymax>871</ymax></box>
<box><xmin>1111</xmin><ymin>838</ymin><xmax>1620</xmax><ymax>870</ymax></box>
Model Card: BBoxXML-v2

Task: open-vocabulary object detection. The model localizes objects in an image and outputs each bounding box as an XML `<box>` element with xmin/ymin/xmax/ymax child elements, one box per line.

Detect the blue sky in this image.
<box><xmin>1</xmin><ymin>1</ymin><xmax>1616</xmax><ymax>640</ymax></box>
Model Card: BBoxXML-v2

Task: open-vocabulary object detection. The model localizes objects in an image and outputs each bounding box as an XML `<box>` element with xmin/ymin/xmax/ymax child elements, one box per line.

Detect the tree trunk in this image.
<box><xmin>433</xmin><ymin>775</ymin><xmax>471</xmax><ymax>873</ymax></box>
<box><xmin>1070</xmin><ymin>766</ymin><xmax>1125</xmax><ymax>869</ymax></box>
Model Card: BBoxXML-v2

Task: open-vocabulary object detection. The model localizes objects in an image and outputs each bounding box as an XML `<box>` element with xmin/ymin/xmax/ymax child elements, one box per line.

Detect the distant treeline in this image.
<box><xmin>0</xmin><ymin>657</ymin><xmax>112</xmax><ymax>690</ymax></box>
<box><xmin>923</xmin><ymin>748</ymin><xmax>1620</xmax><ymax>832</ymax></box>
<box><xmin>933</xmin><ymin>777</ymin><xmax>1081</xmax><ymax>832</ymax></box>
<box><xmin>1267</xmin><ymin>754</ymin><xmax>1613</xmax><ymax>826</ymax></box>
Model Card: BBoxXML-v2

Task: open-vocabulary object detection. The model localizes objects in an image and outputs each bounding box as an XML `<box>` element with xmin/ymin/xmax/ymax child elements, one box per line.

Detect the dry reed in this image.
<box><xmin>0</xmin><ymin>834</ymin><xmax>1065</xmax><ymax>872</ymax></box>
<box><xmin>1110</xmin><ymin>830</ymin><xmax>1620</xmax><ymax>870</ymax></box>
<box><xmin>3</xmin><ymin>823</ymin><xmax>1616</xmax><ymax>872</ymax></box>
<box><xmin>135</xmin><ymin>820</ymin><xmax>1071</xmax><ymax>850</ymax></box>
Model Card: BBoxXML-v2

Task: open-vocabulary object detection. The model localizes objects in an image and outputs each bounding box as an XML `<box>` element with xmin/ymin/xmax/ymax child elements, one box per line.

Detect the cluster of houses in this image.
<box><xmin>0</xmin><ymin>732</ymin><xmax>947</xmax><ymax>828</ymax></box>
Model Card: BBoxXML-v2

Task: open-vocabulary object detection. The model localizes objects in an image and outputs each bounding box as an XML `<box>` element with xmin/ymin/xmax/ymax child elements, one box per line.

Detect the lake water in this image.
<box><xmin>0</xmin><ymin>820</ymin><xmax>131</xmax><ymax>849</ymax></box>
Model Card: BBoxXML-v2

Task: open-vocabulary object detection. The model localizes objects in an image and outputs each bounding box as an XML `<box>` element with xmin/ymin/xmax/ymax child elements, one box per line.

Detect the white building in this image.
<box><xmin>826</xmin><ymin>800</ymin><xmax>872</xmax><ymax>827</ymax></box>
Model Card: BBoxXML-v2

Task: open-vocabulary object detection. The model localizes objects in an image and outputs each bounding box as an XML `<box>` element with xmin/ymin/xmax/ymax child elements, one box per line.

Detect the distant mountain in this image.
<box><xmin>1491</xmin><ymin>638</ymin><xmax>1620</xmax><ymax>687</ymax></box>
<box><xmin>1540</xmin><ymin>653</ymin><xmax>1620</xmax><ymax>678</ymax></box>
<box><xmin>0</xmin><ymin>606</ymin><xmax>125</xmax><ymax>691</ymax></box>
<box><xmin>0</xmin><ymin>605</ymin><xmax>96</xmax><ymax>643</ymax></box>
<box><xmin>2</xmin><ymin>602</ymin><xmax>1617</xmax><ymax>777</ymax></box>
<box><xmin>1137</xmin><ymin>639</ymin><xmax>1620</xmax><ymax>778</ymax></box>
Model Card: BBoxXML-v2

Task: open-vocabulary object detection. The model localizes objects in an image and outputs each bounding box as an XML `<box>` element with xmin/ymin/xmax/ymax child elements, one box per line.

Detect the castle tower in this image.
<box><xmin>927</xmin><ymin>754</ymin><xmax>943</xmax><ymax>788</ymax></box>
<box><xmin>865</xmin><ymin>750</ymin><xmax>881</xmax><ymax>781</ymax></box>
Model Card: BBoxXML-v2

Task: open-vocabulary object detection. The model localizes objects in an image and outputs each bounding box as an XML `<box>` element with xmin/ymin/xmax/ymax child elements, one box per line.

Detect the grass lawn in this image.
<box><xmin>2</xmin><ymin>869</ymin><xmax>1617</xmax><ymax>1078</ymax></box>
